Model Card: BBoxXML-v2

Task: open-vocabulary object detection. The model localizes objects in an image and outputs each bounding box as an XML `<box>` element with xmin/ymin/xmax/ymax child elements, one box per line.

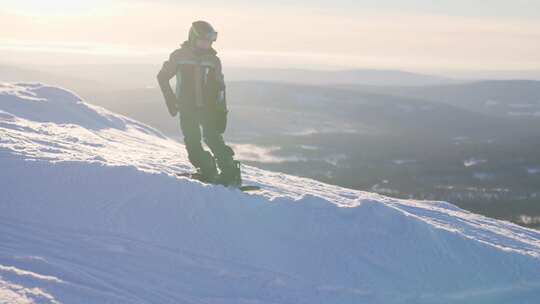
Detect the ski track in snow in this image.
<box><xmin>1</xmin><ymin>82</ymin><xmax>540</xmax><ymax>303</ymax></box>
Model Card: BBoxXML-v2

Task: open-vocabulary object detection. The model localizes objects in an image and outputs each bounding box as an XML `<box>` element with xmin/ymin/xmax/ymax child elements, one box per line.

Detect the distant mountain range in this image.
<box><xmin>338</xmin><ymin>80</ymin><xmax>540</xmax><ymax>119</ymax></box>
<box><xmin>4</xmin><ymin>63</ymin><xmax>540</xmax><ymax>89</ymax></box>
<box><xmin>1</xmin><ymin>64</ymin><xmax>458</xmax><ymax>88</ymax></box>
<box><xmin>226</xmin><ymin>67</ymin><xmax>459</xmax><ymax>86</ymax></box>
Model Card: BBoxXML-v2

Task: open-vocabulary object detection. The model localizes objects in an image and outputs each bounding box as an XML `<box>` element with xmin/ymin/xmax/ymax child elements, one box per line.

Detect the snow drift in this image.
<box><xmin>1</xmin><ymin>82</ymin><xmax>540</xmax><ymax>304</ymax></box>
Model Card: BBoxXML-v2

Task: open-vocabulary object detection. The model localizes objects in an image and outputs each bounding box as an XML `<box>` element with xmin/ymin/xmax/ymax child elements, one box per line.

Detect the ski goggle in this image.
<box><xmin>204</xmin><ymin>31</ymin><xmax>218</xmax><ymax>42</ymax></box>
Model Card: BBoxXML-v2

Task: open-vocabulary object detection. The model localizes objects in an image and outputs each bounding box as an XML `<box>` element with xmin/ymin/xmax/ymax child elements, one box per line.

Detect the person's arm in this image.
<box><xmin>157</xmin><ymin>52</ymin><xmax>179</xmax><ymax>117</ymax></box>
<box><xmin>215</xmin><ymin>57</ymin><xmax>227</xmax><ymax>109</ymax></box>
<box><xmin>214</xmin><ymin>57</ymin><xmax>228</xmax><ymax>133</ymax></box>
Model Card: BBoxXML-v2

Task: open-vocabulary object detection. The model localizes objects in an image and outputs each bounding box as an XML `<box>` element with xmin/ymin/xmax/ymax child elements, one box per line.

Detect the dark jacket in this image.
<box><xmin>157</xmin><ymin>41</ymin><xmax>227</xmax><ymax>116</ymax></box>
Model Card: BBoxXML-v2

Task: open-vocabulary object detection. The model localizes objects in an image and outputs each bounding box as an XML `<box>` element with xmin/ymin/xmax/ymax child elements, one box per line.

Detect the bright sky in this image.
<box><xmin>1</xmin><ymin>0</ymin><xmax>540</xmax><ymax>71</ymax></box>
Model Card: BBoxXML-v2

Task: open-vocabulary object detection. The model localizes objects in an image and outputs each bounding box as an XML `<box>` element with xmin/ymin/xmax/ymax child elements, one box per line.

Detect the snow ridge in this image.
<box><xmin>1</xmin><ymin>83</ymin><xmax>540</xmax><ymax>303</ymax></box>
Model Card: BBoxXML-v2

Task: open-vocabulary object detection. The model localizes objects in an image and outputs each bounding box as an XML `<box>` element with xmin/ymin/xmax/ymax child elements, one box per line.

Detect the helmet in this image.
<box><xmin>189</xmin><ymin>20</ymin><xmax>218</xmax><ymax>43</ymax></box>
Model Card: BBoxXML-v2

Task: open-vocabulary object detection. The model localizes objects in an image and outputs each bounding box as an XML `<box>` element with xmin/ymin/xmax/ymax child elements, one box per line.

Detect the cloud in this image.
<box><xmin>232</xmin><ymin>144</ymin><xmax>308</xmax><ymax>163</ymax></box>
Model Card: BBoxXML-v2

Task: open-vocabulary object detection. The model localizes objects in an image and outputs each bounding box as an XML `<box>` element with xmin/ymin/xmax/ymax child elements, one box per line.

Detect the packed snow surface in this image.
<box><xmin>1</xmin><ymin>83</ymin><xmax>540</xmax><ymax>303</ymax></box>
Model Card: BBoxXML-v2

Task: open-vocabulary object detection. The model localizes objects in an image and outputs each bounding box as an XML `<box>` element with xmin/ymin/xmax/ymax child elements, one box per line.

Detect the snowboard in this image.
<box><xmin>176</xmin><ymin>172</ymin><xmax>261</xmax><ymax>192</ymax></box>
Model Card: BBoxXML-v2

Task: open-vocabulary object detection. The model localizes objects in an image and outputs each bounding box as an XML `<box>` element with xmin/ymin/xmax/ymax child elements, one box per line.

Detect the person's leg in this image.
<box><xmin>204</xmin><ymin>130</ymin><xmax>234</xmax><ymax>170</ymax></box>
<box><xmin>201</xmin><ymin>110</ymin><xmax>240</xmax><ymax>185</ymax></box>
<box><xmin>180</xmin><ymin>109</ymin><xmax>217</xmax><ymax>179</ymax></box>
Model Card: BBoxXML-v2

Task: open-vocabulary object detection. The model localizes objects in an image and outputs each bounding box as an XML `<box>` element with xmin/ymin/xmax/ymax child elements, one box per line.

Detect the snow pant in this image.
<box><xmin>179</xmin><ymin>106</ymin><xmax>234</xmax><ymax>175</ymax></box>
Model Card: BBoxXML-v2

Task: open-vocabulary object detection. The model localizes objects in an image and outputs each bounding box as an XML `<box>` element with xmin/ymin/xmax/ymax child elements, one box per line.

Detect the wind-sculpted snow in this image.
<box><xmin>1</xmin><ymin>83</ymin><xmax>540</xmax><ymax>303</ymax></box>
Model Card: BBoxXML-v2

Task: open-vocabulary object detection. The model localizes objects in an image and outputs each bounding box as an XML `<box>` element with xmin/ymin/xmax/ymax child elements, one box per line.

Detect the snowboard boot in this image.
<box><xmin>216</xmin><ymin>160</ymin><xmax>242</xmax><ymax>187</ymax></box>
<box><xmin>195</xmin><ymin>151</ymin><xmax>218</xmax><ymax>183</ymax></box>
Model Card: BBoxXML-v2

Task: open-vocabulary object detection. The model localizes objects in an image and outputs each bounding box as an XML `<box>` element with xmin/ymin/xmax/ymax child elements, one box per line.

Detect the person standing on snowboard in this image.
<box><xmin>157</xmin><ymin>20</ymin><xmax>241</xmax><ymax>186</ymax></box>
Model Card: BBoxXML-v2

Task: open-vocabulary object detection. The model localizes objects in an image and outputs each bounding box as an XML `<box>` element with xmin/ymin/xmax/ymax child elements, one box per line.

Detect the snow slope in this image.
<box><xmin>1</xmin><ymin>83</ymin><xmax>540</xmax><ymax>304</ymax></box>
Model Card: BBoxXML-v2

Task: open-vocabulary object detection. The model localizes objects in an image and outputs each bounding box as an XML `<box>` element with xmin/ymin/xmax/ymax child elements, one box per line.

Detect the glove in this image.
<box><xmin>164</xmin><ymin>91</ymin><xmax>179</xmax><ymax>117</ymax></box>
<box><xmin>157</xmin><ymin>60</ymin><xmax>179</xmax><ymax>117</ymax></box>
<box><xmin>215</xmin><ymin>90</ymin><xmax>227</xmax><ymax>133</ymax></box>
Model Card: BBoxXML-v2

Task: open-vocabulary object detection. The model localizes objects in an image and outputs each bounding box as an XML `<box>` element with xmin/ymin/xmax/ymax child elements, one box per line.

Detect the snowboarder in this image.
<box><xmin>157</xmin><ymin>20</ymin><xmax>241</xmax><ymax>186</ymax></box>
